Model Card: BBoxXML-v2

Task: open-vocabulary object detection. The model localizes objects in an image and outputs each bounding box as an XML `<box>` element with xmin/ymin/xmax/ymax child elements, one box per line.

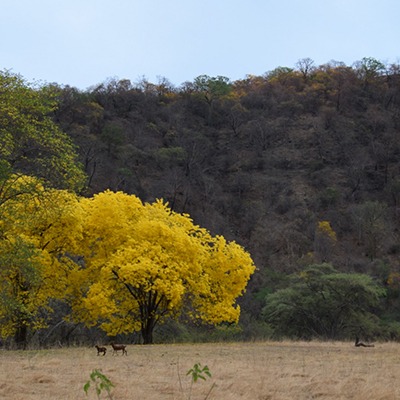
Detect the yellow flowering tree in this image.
<box><xmin>0</xmin><ymin>175</ymin><xmax>83</xmax><ymax>347</ymax></box>
<box><xmin>73</xmin><ymin>190</ymin><xmax>255</xmax><ymax>344</ymax></box>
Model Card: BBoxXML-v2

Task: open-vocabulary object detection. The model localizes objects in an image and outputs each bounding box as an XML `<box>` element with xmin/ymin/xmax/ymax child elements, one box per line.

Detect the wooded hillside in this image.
<box><xmin>6</xmin><ymin>57</ymin><xmax>400</xmax><ymax>343</ymax></box>
<box><xmin>48</xmin><ymin>57</ymin><xmax>400</xmax><ymax>339</ymax></box>
<box><xmin>54</xmin><ymin>62</ymin><xmax>396</xmax><ymax>252</ymax></box>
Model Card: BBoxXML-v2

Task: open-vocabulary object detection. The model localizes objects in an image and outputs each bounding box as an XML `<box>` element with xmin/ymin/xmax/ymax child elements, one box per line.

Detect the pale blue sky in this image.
<box><xmin>1</xmin><ymin>0</ymin><xmax>399</xmax><ymax>90</ymax></box>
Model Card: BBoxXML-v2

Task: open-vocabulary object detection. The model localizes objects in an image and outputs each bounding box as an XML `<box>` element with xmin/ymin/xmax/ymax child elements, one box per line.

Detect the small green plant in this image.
<box><xmin>187</xmin><ymin>363</ymin><xmax>212</xmax><ymax>382</ymax></box>
<box><xmin>186</xmin><ymin>363</ymin><xmax>215</xmax><ymax>400</ymax></box>
<box><xmin>83</xmin><ymin>369</ymin><xmax>115</xmax><ymax>399</ymax></box>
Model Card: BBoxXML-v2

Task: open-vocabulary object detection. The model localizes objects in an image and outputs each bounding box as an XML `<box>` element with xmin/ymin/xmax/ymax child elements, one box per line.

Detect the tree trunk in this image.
<box><xmin>141</xmin><ymin>316</ymin><xmax>156</xmax><ymax>344</ymax></box>
<box><xmin>14</xmin><ymin>325</ymin><xmax>28</xmax><ymax>349</ymax></box>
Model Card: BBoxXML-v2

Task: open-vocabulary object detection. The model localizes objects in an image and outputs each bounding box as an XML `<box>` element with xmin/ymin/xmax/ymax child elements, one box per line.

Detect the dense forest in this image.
<box><xmin>2</xmin><ymin>56</ymin><xmax>400</xmax><ymax>345</ymax></box>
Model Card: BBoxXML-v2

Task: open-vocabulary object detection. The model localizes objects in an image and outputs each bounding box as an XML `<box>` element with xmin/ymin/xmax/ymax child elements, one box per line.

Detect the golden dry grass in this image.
<box><xmin>0</xmin><ymin>341</ymin><xmax>399</xmax><ymax>399</ymax></box>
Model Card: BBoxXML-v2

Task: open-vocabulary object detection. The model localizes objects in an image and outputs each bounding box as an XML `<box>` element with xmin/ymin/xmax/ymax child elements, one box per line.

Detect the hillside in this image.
<box><xmin>52</xmin><ymin>57</ymin><xmax>400</xmax><ymax>335</ymax></box>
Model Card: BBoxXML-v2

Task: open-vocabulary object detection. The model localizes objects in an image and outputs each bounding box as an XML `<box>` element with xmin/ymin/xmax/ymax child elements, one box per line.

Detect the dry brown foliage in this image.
<box><xmin>0</xmin><ymin>341</ymin><xmax>399</xmax><ymax>399</ymax></box>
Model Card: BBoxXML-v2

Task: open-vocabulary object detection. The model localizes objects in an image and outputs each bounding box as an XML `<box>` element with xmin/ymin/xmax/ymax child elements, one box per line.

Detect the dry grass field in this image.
<box><xmin>0</xmin><ymin>341</ymin><xmax>399</xmax><ymax>399</ymax></box>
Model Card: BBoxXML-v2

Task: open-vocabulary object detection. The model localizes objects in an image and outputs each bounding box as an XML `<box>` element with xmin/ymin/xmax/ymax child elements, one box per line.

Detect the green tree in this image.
<box><xmin>193</xmin><ymin>75</ymin><xmax>231</xmax><ymax>124</ymax></box>
<box><xmin>193</xmin><ymin>75</ymin><xmax>231</xmax><ymax>105</ymax></box>
<box><xmin>263</xmin><ymin>264</ymin><xmax>385</xmax><ymax>340</ymax></box>
<box><xmin>0</xmin><ymin>70</ymin><xmax>86</xmax><ymax>192</ymax></box>
<box><xmin>354</xmin><ymin>57</ymin><xmax>385</xmax><ymax>85</ymax></box>
<box><xmin>71</xmin><ymin>190</ymin><xmax>255</xmax><ymax>344</ymax></box>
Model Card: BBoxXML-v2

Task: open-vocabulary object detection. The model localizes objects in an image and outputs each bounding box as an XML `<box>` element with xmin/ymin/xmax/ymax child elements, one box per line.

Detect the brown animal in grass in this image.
<box><xmin>111</xmin><ymin>343</ymin><xmax>127</xmax><ymax>355</ymax></box>
<box><xmin>95</xmin><ymin>345</ymin><xmax>107</xmax><ymax>356</ymax></box>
